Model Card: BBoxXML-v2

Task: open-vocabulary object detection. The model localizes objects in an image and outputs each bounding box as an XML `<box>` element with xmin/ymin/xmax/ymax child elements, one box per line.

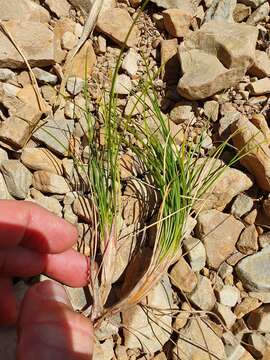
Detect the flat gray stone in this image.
<box><xmin>236</xmin><ymin>247</ymin><xmax>270</xmax><ymax>291</ymax></box>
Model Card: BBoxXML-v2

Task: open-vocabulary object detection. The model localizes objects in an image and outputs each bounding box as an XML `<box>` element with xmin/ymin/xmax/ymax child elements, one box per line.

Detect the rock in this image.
<box><xmin>233</xmin><ymin>3</ymin><xmax>251</xmax><ymax>22</ymax></box>
<box><xmin>247</xmin><ymin>305</ymin><xmax>270</xmax><ymax>332</ymax></box>
<box><xmin>122</xmin><ymin>276</ymin><xmax>172</xmax><ymax>354</ymax></box>
<box><xmin>238</xmin><ymin>0</ymin><xmax>266</xmax><ymax>8</ymax></box>
<box><xmin>44</xmin><ymin>0</ymin><xmax>70</xmax><ymax>18</ymax></box>
<box><xmin>1</xmin><ymin>160</ymin><xmax>32</xmax><ymax>199</ymax></box>
<box><xmin>219</xmin><ymin>262</ymin><xmax>233</xmax><ymax>279</ymax></box>
<box><xmin>160</xmin><ymin>38</ymin><xmax>180</xmax><ymax>84</ymax></box>
<box><xmin>96</xmin><ymin>8</ymin><xmax>139</xmax><ymax>48</ymax></box>
<box><xmin>259</xmin><ymin>232</ymin><xmax>270</xmax><ymax>249</ymax></box>
<box><xmin>0</xmin><ymin>21</ymin><xmax>55</xmax><ymax>69</ymax></box>
<box><xmin>122</xmin><ymin>48</ymin><xmax>140</xmax><ymax>77</ymax></box>
<box><xmin>177</xmin><ymin>21</ymin><xmax>258</xmax><ymax>100</ymax></box>
<box><xmin>193</xmin><ymin>158</ymin><xmax>253</xmax><ymax>212</ymax></box>
<box><xmin>249</xmin><ymin>292</ymin><xmax>270</xmax><ymax>304</ymax></box>
<box><xmin>236</xmin><ymin>224</ymin><xmax>258</xmax><ymax>255</ymax></box>
<box><xmin>72</xmin><ymin>196</ymin><xmax>93</xmax><ymax>223</ymax></box>
<box><xmin>115</xmin><ymin>74</ymin><xmax>132</xmax><ymax>95</ymax></box>
<box><xmin>64</xmin><ymin>286</ymin><xmax>87</xmax><ymax>311</ymax></box>
<box><xmin>244</xmin><ymin>209</ymin><xmax>257</xmax><ymax>225</ymax></box>
<box><xmin>30</xmin><ymin>188</ymin><xmax>62</xmax><ymax>217</ymax></box>
<box><xmin>247</xmin><ymin>78</ymin><xmax>270</xmax><ymax>95</ymax></box>
<box><xmin>249</xmin><ymin>50</ymin><xmax>270</xmax><ymax>78</ymax></box>
<box><xmin>66</xmin><ymin>76</ymin><xmax>84</xmax><ymax>95</ymax></box>
<box><xmin>215</xmin><ymin>302</ymin><xmax>237</xmax><ymax>328</ymax></box>
<box><xmin>204</xmin><ymin>100</ymin><xmax>219</xmax><ymax>121</ymax></box>
<box><xmin>231</xmin><ymin>194</ymin><xmax>253</xmax><ymax>218</ymax></box>
<box><xmin>0</xmin><ymin>69</ymin><xmax>15</xmax><ymax>81</ymax></box>
<box><xmin>94</xmin><ymin>338</ymin><xmax>114</xmax><ymax>360</ymax></box>
<box><xmin>234</xmin><ymin>296</ymin><xmax>261</xmax><ymax>319</ymax></box>
<box><xmin>0</xmin><ymin>105</ymin><xmax>42</xmax><ymax>150</ymax></box>
<box><xmin>196</xmin><ymin>209</ymin><xmax>244</xmax><ymax>269</ymax></box>
<box><xmin>33</xmin><ymin>171</ymin><xmax>70</xmax><ymax>194</ymax></box>
<box><xmin>204</xmin><ymin>0</ymin><xmax>237</xmax><ymax>23</ymax></box>
<box><xmin>170</xmin><ymin>101</ymin><xmax>195</xmax><ymax>124</ymax></box>
<box><xmin>32</xmin><ymin>67</ymin><xmax>58</xmax><ymax>85</ymax></box>
<box><xmin>174</xmin><ymin>318</ymin><xmax>226</xmax><ymax>360</ymax></box>
<box><xmin>61</xmin><ymin>31</ymin><xmax>77</xmax><ymax>50</ymax></box>
<box><xmin>217</xmin><ymin>285</ymin><xmax>240</xmax><ymax>307</ymax></box>
<box><xmin>188</xmin><ymin>275</ymin><xmax>216</xmax><ymax>310</ymax></box>
<box><xmin>0</xmin><ymin>173</ymin><xmax>12</xmax><ymax>199</ymax></box>
<box><xmin>225</xmin><ymin>343</ymin><xmax>255</xmax><ymax>360</ymax></box>
<box><xmin>170</xmin><ymin>256</ymin><xmax>197</xmax><ymax>293</ymax></box>
<box><xmin>21</xmin><ymin>148</ymin><xmax>62</xmax><ymax>175</ymax></box>
<box><xmin>69</xmin><ymin>40</ymin><xmax>96</xmax><ymax>79</ymax></box>
<box><xmin>173</xmin><ymin>302</ymin><xmax>191</xmax><ymax>330</ymax></box>
<box><xmin>95</xmin><ymin>314</ymin><xmax>120</xmax><ymax>341</ymax></box>
<box><xmin>250</xmin><ymin>114</ymin><xmax>270</xmax><ymax>143</ymax></box>
<box><xmin>246</xmin><ymin>2</ymin><xmax>270</xmax><ymax>25</ymax></box>
<box><xmin>32</xmin><ymin>113</ymin><xmax>74</xmax><ymax>156</ymax></box>
<box><xmin>162</xmin><ymin>9</ymin><xmax>193</xmax><ymax>37</ymax></box>
<box><xmin>235</xmin><ymin>247</ymin><xmax>270</xmax><ymax>291</ymax></box>
<box><xmin>231</xmin><ymin>116</ymin><xmax>270</xmax><ymax>191</ymax></box>
<box><xmin>247</xmin><ymin>333</ymin><xmax>270</xmax><ymax>358</ymax></box>
<box><xmin>182</xmin><ymin>236</ymin><xmax>206</xmax><ymax>271</ymax></box>
<box><xmin>0</xmin><ymin>0</ymin><xmax>50</xmax><ymax>23</ymax></box>
<box><xmin>151</xmin><ymin>0</ymin><xmax>197</xmax><ymax>12</ymax></box>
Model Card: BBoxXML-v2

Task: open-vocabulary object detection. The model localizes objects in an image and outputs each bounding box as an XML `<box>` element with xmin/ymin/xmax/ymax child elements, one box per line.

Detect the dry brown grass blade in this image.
<box><xmin>0</xmin><ymin>21</ymin><xmax>47</xmax><ymax>114</ymax></box>
<box><xmin>55</xmin><ymin>0</ymin><xmax>104</xmax><ymax>108</ymax></box>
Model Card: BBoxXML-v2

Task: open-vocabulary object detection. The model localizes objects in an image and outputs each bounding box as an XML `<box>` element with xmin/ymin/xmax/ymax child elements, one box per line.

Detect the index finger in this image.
<box><xmin>0</xmin><ymin>200</ymin><xmax>78</xmax><ymax>253</ymax></box>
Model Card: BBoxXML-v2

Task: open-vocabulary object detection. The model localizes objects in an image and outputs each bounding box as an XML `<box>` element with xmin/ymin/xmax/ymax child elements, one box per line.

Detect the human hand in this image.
<box><xmin>0</xmin><ymin>200</ymin><xmax>93</xmax><ymax>359</ymax></box>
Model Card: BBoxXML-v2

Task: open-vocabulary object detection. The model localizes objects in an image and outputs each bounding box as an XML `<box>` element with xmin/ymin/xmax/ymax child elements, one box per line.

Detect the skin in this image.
<box><xmin>0</xmin><ymin>200</ymin><xmax>93</xmax><ymax>359</ymax></box>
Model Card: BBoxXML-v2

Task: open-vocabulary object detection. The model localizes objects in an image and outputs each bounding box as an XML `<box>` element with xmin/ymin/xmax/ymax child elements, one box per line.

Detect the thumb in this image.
<box><xmin>16</xmin><ymin>280</ymin><xmax>93</xmax><ymax>360</ymax></box>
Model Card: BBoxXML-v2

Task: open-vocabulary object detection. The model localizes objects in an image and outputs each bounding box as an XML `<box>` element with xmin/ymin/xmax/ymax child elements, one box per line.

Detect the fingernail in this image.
<box><xmin>35</xmin><ymin>280</ymin><xmax>70</xmax><ymax>305</ymax></box>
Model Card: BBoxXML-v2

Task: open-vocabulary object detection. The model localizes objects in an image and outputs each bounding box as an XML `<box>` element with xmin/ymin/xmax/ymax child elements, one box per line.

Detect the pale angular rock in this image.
<box><xmin>215</xmin><ymin>302</ymin><xmax>237</xmax><ymax>328</ymax></box>
<box><xmin>173</xmin><ymin>318</ymin><xmax>226</xmax><ymax>360</ymax></box>
<box><xmin>97</xmin><ymin>8</ymin><xmax>139</xmax><ymax>48</ymax></box>
<box><xmin>247</xmin><ymin>305</ymin><xmax>270</xmax><ymax>332</ymax></box>
<box><xmin>0</xmin><ymin>69</ymin><xmax>15</xmax><ymax>81</ymax></box>
<box><xmin>231</xmin><ymin>116</ymin><xmax>270</xmax><ymax>191</ymax></box>
<box><xmin>115</xmin><ymin>74</ymin><xmax>132</xmax><ymax>95</ymax></box>
<box><xmin>72</xmin><ymin>196</ymin><xmax>93</xmax><ymax>223</ymax></box>
<box><xmin>32</xmin><ymin>114</ymin><xmax>74</xmax><ymax>156</ymax></box>
<box><xmin>196</xmin><ymin>209</ymin><xmax>244</xmax><ymax>269</ymax></box>
<box><xmin>45</xmin><ymin>0</ymin><xmax>71</xmax><ymax>18</ymax></box>
<box><xmin>219</xmin><ymin>262</ymin><xmax>233</xmax><ymax>279</ymax></box>
<box><xmin>178</xmin><ymin>21</ymin><xmax>258</xmax><ymax>100</ymax></box>
<box><xmin>249</xmin><ymin>50</ymin><xmax>270</xmax><ymax>78</ymax></box>
<box><xmin>33</xmin><ymin>171</ymin><xmax>70</xmax><ymax>194</ymax></box>
<box><xmin>1</xmin><ymin>160</ymin><xmax>32</xmax><ymax>199</ymax></box>
<box><xmin>247</xmin><ymin>78</ymin><xmax>270</xmax><ymax>95</ymax></box>
<box><xmin>204</xmin><ymin>0</ymin><xmax>237</xmax><ymax>23</ymax></box>
<box><xmin>236</xmin><ymin>247</ymin><xmax>270</xmax><ymax>291</ymax></box>
<box><xmin>61</xmin><ymin>31</ymin><xmax>77</xmax><ymax>50</ymax></box>
<box><xmin>122</xmin><ymin>48</ymin><xmax>140</xmax><ymax>77</ymax></box>
<box><xmin>95</xmin><ymin>314</ymin><xmax>120</xmax><ymax>341</ymax></box>
<box><xmin>234</xmin><ymin>296</ymin><xmax>261</xmax><ymax>319</ymax></box>
<box><xmin>170</xmin><ymin>256</ymin><xmax>197</xmax><ymax>293</ymax></box>
<box><xmin>94</xmin><ymin>338</ymin><xmax>114</xmax><ymax>360</ymax></box>
<box><xmin>188</xmin><ymin>275</ymin><xmax>216</xmax><ymax>310</ymax></box>
<box><xmin>21</xmin><ymin>148</ymin><xmax>62</xmax><ymax>175</ymax></box>
<box><xmin>231</xmin><ymin>193</ymin><xmax>253</xmax><ymax>218</ymax></box>
<box><xmin>69</xmin><ymin>0</ymin><xmax>116</xmax><ymax>15</ymax></box>
<box><xmin>236</xmin><ymin>224</ymin><xmax>258</xmax><ymax>255</ymax></box>
<box><xmin>173</xmin><ymin>302</ymin><xmax>190</xmax><ymax>330</ymax></box>
<box><xmin>246</xmin><ymin>2</ymin><xmax>270</xmax><ymax>25</ymax></box>
<box><xmin>217</xmin><ymin>285</ymin><xmax>240</xmax><ymax>307</ymax></box>
<box><xmin>258</xmin><ymin>232</ymin><xmax>270</xmax><ymax>248</ymax></box>
<box><xmin>64</xmin><ymin>286</ymin><xmax>87</xmax><ymax>311</ymax></box>
<box><xmin>226</xmin><ymin>343</ymin><xmax>255</xmax><ymax>360</ymax></box>
<box><xmin>2</xmin><ymin>83</ymin><xmax>20</xmax><ymax>97</ymax></box>
<box><xmin>249</xmin><ymin>292</ymin><xmax>270</xmax><ymax>304</ymax></box>
<box><xmin>247</xmin><ymin>333</ymin><xmax>270</xmax><ymax>358</ymax></box>
<box><xmin>0</xmin><ymin>21</ymin><xmax>55</xmax><ymax>69</ymax></box>
<box><xmin>0</xmin><ymin>0</ymin><xmax>50</xmax><ymax>22</ymax></box>
<box><xmin>163</xmin><ymin>9</ymin><xmax>193</xmax><ymax>37</ymax></box>
<box><xmin>30</xmin><ymin>188</ymin><xmax>62</xmax><ymax>217</ymax></box>
<box><xmin>170</xmin><ymin>101</ymin><xmax>195</xmax><ymax>124</ymax></box>
<box><xmin>0</xmin><ymin>173</ymin><xmax>12</xmax><ymax>199</ymax></box>
<box><xmin>233</xmin><ymin>3</ymin><xmax>251</xmax><ymax>22</ymax></box>
<box><xmin>96</xmin><ymin>35</ymin><xmax>106</xmax><ymax>54</ymax></box>
<box><xmin>32</xmin><ymin>67</ymin><xmax>58</xmax><ymax>85</ymax></box>
<box><xmin>66</xmin><ymin>76</ymin><xmax>84</xmax><ymax>95</ymax></box>
<box><xmin>204</xmin><ymin>100</ymin><xmax>219</xmax><ymax>121</ymax></box>
<box><xmin>182</xmin><ymin>236</ymin><xmax>206</xmax><ymax>271</ymax></box>
<box><xmin>0</xmin><ymin>105</ymin><xmax>41</xmax><ymax>150</ymax></box>
<box><xmin>122</xmin><ymin>276</ymin><xmax>172</xmax><ymax>354</ymax></box>
<box><xmin>194</xmin><ymin>158</ymin><xmax>252</xmax><ymax>212</ymax></box>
